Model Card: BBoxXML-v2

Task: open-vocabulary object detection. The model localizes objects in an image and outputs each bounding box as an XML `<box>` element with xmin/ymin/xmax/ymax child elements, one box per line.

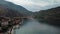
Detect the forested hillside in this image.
<box><xmin>35</xmin><ymin>6</ymin><xmax>60</xmax><ymax>26</ymax></box>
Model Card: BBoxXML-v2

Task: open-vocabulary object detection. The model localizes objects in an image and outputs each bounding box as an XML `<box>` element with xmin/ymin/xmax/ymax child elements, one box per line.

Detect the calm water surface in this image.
<box><xmin>15</xmin><ymin>19</ymin><xmax>60</xmax><ymax>34</ymax></box>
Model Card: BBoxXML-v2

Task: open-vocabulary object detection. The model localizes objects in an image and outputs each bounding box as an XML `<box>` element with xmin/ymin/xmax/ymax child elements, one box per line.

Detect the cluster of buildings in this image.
<box><xmin>0</xmin><ymin>16</ymin><xmax>22</xmax><ymax>34</ymax></box>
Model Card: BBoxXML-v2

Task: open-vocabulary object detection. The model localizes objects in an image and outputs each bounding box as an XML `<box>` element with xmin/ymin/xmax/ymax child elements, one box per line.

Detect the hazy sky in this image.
<box><xmin>5</xmin><ymin>0</ymin><xmax>60</xmax><ymax>12</ymax></box>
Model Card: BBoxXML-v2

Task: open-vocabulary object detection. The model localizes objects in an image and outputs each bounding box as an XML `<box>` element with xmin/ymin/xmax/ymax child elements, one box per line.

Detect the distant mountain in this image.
<box><xmin>0</xmin><ymin>0</ymin><xmax>33</xmax><ymax>16</ymax></box>
<box><xmin>44</xmin><ymin>6</ymin><xmax>60</xmax><ymax>22</ymax></box>
<box><xmin>35</xmin><ymin>6</ymin><xmax>60</xmax><ymax>26</ymax></box>
<box><xmin>0</xmin><ymin>5</ymin><xmax>23</xmax><ymax>17</ymax></box>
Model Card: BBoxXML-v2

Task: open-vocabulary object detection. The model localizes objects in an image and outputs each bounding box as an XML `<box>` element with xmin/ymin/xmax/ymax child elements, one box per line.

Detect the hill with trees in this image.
<box><xmin>35</xmin><ymin>6</ymin><xmax>60</xmax><ymax>26</ymax></box>
<box><xmin>0</xmin><ymin>0</ymin><xmax>33</xmax><ymax>16</ymax></box>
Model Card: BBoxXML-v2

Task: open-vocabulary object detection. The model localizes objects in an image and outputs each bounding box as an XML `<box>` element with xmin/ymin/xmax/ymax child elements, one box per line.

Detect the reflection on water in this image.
<box><xmin>16</xmin><ymin>19</ymin><xmax>60</xmax><ymax>34</ymax></box>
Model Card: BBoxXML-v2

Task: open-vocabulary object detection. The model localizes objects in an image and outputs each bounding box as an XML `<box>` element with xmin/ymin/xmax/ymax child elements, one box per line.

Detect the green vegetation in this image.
<box><xmin>35</xmin><ymin>6</ymin><xmax>60</xmax><ymax>26</ymax></box>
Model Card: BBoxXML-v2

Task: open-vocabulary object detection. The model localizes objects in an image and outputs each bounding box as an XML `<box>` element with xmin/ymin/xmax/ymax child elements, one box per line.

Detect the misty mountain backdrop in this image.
<box><xmin>35</xmin><ymin>6</ymin><xmax>60</xmax><ymax>26</ymax></box>
<box><xmin>0</xmin><ymin>0</ymin><xmax>33</xmax><ymax>16</ymax></box>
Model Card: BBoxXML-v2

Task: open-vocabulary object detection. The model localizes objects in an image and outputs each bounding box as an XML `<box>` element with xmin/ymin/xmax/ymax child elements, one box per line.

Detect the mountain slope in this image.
<box><xmin>0</xmin><ymin>0</ymin><xmax>33</xmax><ymax>16</ymax></box>
<box><xmin>35</xmin><ymin>6</ymin><xmax>60</xmax><ymax>26</ymax></box>
<box><xmin>0</xmin><ymin>5</ymin><xmax>23</xmax><ymax>17</ymax></box>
